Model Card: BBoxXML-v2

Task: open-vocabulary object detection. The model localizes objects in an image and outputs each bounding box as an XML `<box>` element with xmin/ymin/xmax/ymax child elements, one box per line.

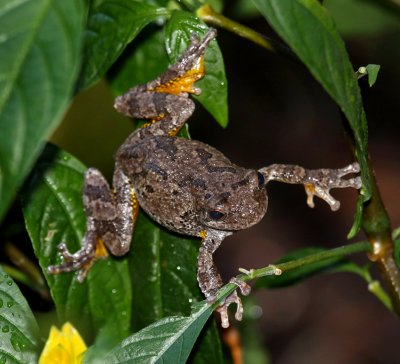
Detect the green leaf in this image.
<box><xmin>0</xmin><ymin>0</ymin><xmax>84</xmax><ymax>223</ymax></box>
<box><xmin>366</xmin><ymin>64</ymin><xmax>381</xmax><ymax>87</ymax></box>
<box><xmin>109</xmin><ymin>29</ymin><xmax>169</xmax><ymax>96</ymax></box>
<box><xmin>105</xmin><ymin>302</ymin><xmax>214</xmax><ymax>364</ymax></box>
<box><xmin>394</xmin><ymin>239</ymin><xmax>400</xmax><ymax>269</ymax></box>
<box><xmin>21</xmin><ymin>144</ymin><xmax>132</xmax><ymax>346</ymax></box>
<box><xmin>165</xmin><ymin>11</ymin><xmax>228</xmax><ymax>127</ymax></box>
<box><xmin>325</xmin><ymin>0</ymin><xmax>400</xmax><ymax>36</ymax></box>
<box><xmin>129</xmin><ymin>213</ymin><xmax>223</xmax><ymax>364</ymax></box>
<box><xmin>204</xmin><ymin>0</ymin><xmax>224</xmax><ymax>13</ymax></box>
<box><xmin>77</xmin><ymin>0</ymin><xmax>169</xmax><ymax>91</ymax></box>
<box><xmin>251</xmin><ymin>0</ymin><xmax>371</xmax><ymax>237</ymax></box>
<box><xmin>0</xmin><ymin>265</ymin><xmax>40</xmax><ymax>363</ymax></box>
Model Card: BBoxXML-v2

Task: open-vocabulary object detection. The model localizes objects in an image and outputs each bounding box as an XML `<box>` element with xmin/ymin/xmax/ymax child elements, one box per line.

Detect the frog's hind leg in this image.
<box><xmin>116</xmin><ymin>92</ymin><xmax>196</xmax><ymax>147</ymax></box>
<box><xmin>47</xmin><ymin>168</ymin><xmax>137</xmax><ymax>282</ymax></box>
<box><xmin>113</xmin><ymin>29</ymin><xmax>217</xmax><ymax>142</ymax></box>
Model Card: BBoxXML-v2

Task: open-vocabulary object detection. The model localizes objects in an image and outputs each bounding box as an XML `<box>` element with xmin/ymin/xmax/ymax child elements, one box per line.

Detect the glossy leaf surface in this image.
<box><xmin>106</xmin><ymin>302</ymin><xmax>214</xmax><ymax>364</ymax></box>
<box><xmin>0</xmin><ymin>0</ymin><xmax>84</xmax><ymax>222</ymax></box>
<box><xmin>0</xmin><ymin>265</ymin><xmax>40</xmax><ymax>363</ymax></box>
<box><xmin>77</xmin><ymin>0</ymin><xmax>169</xmax><ymax>91</ymax></box>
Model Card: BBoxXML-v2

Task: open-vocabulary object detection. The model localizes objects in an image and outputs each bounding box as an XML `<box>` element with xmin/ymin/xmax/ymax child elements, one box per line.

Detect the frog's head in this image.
<box><xmin>200</xmin><ymin>170</ymin><xmax>268</xmax><ymax>231</ymax></box>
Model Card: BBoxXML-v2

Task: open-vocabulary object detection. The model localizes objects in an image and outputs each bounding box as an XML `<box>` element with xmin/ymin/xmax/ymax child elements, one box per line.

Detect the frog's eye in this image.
<box><xmin>257</xmin><ymin>172</ymin><xmax>265</xmax><ymax>188</ymax></box>
<box><xmin>208</xmin><ymin>210</ymin><xmax>225</xmax><ymax>220</ymax></box>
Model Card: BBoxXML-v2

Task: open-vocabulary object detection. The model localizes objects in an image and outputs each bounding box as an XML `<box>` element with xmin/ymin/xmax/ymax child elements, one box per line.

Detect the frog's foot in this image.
<box><xmin>47</xmin><ymin>239</ymin><xmax>108</xmax><ymax>283</ymax></box>
<box><xmin>304</xmin><ymin>162</ymin><xmax>362</xmax><ymax>211</ymax></box>
<box><xmin>213</xmin><ymin>278</ymin><xmax>251</xmax><ymax>328</ymax></box>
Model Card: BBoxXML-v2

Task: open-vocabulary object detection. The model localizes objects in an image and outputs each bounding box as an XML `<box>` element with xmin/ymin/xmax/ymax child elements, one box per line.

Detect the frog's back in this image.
<box><xmin>115</xmin><ymin>135</ymin><xmax>249</xmax><ymax>235</ymax></box>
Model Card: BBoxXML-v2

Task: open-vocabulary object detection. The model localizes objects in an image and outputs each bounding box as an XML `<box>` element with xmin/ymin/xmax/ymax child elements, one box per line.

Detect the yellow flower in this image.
<box><xmin>39</xmin><ymin>322</ymin><xmax>87</xmax><ymax>364</ymax></box>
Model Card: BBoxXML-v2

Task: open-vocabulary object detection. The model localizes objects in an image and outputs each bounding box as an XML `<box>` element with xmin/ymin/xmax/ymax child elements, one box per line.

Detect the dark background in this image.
<box><xmin>48</xmin><ymin>1</ymin><xmax>400</xmax><ymax>363</ymax></box>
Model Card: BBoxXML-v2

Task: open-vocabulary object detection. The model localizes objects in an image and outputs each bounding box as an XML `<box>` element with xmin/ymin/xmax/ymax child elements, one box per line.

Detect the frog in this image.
<box><xmin>47</xmin><ymin>28</ymin><xmax>362</xmax><ymax>328</ymax></box>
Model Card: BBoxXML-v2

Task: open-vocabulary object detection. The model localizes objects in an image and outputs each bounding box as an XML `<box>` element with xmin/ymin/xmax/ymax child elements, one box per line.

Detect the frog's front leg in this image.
<box><xmin>47</xmin><ymin>167</ymin><xmax>138</xmax><ymax>282</ymax></box>
<box><xmin>198</xmin><ymin>229</ymin><xmax>251</xmax><ymax>328</ymax></box>
<box><xmin>259</xmin><ymin>162</ymin><xmax>362</xmax><ymax>210</ymax></box>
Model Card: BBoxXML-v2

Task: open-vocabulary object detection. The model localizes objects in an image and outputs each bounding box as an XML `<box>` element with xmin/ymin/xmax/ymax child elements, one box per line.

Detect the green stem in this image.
<box><xmin>4</xmin><ymin>242</ymin><xmax>51</xmax><ymax>300</ymax></box>
<box><xmin>215</xmin><ymin>241</ymin><xmax>370</xmax><ymax>304</ymax></box>
<box><xmin>362</xmin><ymin>158</ymin><xmax>400</xmax><ymax>314</ymax></box>
<box><xmin>197</xmin><ymin>5</ymin><xmax>276</xmax><ymax>53</ymax></box>
<box><xmin>392</xmin><ymin>226</ymin><xmax>400</xmax><ymax>240</ymax></box>
<box><xmin>368</xmin><ymin>281</ymin><xmax>393</xmax><ymax>311</ymax></box>
<box><xmin>244</xmin><ymin>241</ymin><xmax>370</xmax><ymax>279</ymax></box>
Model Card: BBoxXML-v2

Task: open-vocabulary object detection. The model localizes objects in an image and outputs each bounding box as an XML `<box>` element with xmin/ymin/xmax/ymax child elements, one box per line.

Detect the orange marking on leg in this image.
<box><xmin>153</xmin><ymin>56</ymin><xmax>205</xmax><ymax>95</ymax></box>
<box><xmin>304</xmin><ymin>183</ymin><xmax>315</xmax><ymax>194</ymax></box>
<box><xmin>95</xmin><ymin>239</ymin><xmax>109</xmax><ymax>258</ymax></box>
<box><xmin>141</xmin><ymin>113</ymin><xmax>166</xmax><ymax>129</ymax></box>
<box><xmin>199</xmin><ymin>230</ymin><xmax>207</xmax><ymax>240</ymax></box>
<box><xmin>168</xmin><ymin>126</ymin><xmax>182</xmax><ymax>137</ymax></box>
<box><xmin>131</xmin><ymin>189</ymin><xmax>139</xmax><ymax>222</ymax></box>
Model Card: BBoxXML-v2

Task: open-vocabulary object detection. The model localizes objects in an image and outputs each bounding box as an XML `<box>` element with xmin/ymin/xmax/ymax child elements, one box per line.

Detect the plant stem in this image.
<box><xmin>216</xmin><ymin>241</ymin><xmax>370</xmax><ymax>304</ymax></box>
<box><xmin>362</xmin><ymin>158</ymin><xmax>400</xmax><ymax>314</ymax></box>
<box><xmin>243</xmin><ymin>241</ymin><xmax>370</xmax><ymax>279</ymax></box>
<box><xmin>197</xmin><ymin>5</ymin><xmax>276</xmax><ymax>53</ymax></box>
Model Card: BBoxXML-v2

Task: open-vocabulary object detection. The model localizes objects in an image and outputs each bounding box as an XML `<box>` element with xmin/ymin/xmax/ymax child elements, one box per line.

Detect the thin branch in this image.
<box><xmin>361</xmin><ymin>159</ymin><xmax>400</xmax><ymax>314</ymax></box>
<box><xmin>214</xmin><ymin>241</ymin><xmax>371</xmax><ymax>305</ymax></box>
<box><xmin>241</xmin><ymin>241</ymin><xmax>370</xmax><ymax>279</ymax></box>
<box><xmin>197</xmin><ymin>5</ymin><xmax>276</xmax><ymax>52</ymax></box>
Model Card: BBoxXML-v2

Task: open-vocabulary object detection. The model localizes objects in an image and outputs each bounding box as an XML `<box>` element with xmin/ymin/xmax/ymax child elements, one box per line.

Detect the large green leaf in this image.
<box><xmin>0</xmin><ymin>265</ymin><xmax>40</xmax><ymax>363</ymax></box>
<box><xmin>21</xmin><ymin>144</ymin><xmax>132</xmax><ymax>346</ymax></box>
<box><xmin>0</xmin><ymin>0</ymin><xmax>84</xmax><ymax>223</ymax></box>
<box><xmin>129</xmin><ymin>213</ymin><xmax>223</xmax><ymax>364</ymax></box>
<box><xmin>165</xmin><ymin>11</ymin><xmax>228</xmax><ymax>127</ymax></box>
<box><xmin>105</xmin><ymin>301</ymin><xmax>214</xmax><ymax>364</ymax></box>
<box><xmin>77</xmin><ymin>0</ymin><xmax>169</xmax><ymax>91</ymax></box>
<box><xmin>251</xmin><ymin>0</ymin><xmax>371</xmax><ymax>237</ymax></box>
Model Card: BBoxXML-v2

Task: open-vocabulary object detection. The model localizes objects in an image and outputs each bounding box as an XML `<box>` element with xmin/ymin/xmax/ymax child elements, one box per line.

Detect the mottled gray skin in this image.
<box><xmin>118</xmin><ymin>136</ymin><xmax>267</xmax><ymax>235</ymax></box>
<box><xmin>48</xmin><ymin>29</ymin><xmax>362</xmax><ymax>328</ymax></box>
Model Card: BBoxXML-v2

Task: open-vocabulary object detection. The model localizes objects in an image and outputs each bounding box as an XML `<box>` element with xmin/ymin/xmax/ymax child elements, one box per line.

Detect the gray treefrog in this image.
<box><xmin>48</xmin><ymin>29</ymin><xmax>361</xmax><ymax>328</ymax></box>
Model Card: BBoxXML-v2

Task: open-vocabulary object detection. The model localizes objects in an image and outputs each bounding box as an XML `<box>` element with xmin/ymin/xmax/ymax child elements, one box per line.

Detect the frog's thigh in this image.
<box><xmin>117</xmin><ymin>92</ymin><xmax>195</xmax><ymax>142</ymax></box>
<box><xmin>83</xmin><ymin>168</ymin><xmax>137</xmax><ymax>256</ymax></box>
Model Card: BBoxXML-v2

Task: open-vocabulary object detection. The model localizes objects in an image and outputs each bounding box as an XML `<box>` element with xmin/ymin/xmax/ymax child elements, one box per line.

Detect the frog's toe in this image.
<box><xmin>216</xmin><ymin>290</ymin><xmax>244</xmax><ymax>328</ymax></box>
<box><xmin>47</xmin><ymin>243</ymin><xmax>96</xmax><ymax>281</ymax></box>
<box><xmin>213</xmin><ymin>278</ymin><xmax>251</xmax><ymax>328</ymax></box>
<box><xmin>230</xmin><ymin>277</ymin><xmax>251</xmax><ymax>296</ymax></box>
